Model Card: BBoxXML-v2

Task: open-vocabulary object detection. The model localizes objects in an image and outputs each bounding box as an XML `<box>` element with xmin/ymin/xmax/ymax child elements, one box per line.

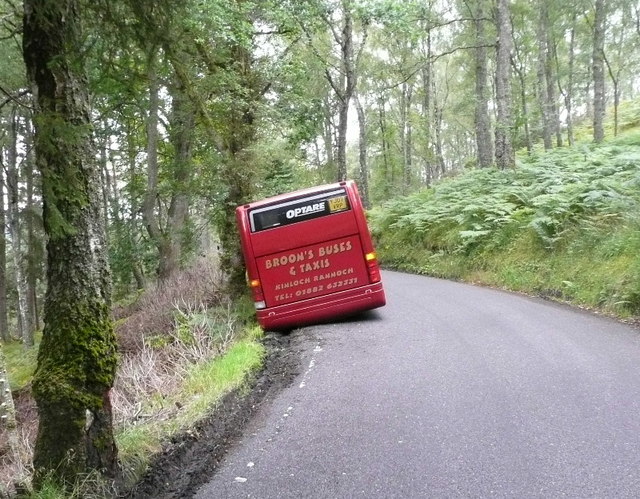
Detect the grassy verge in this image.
<box><xmin>116</xmin><ymin>326</ymin><xmax>265</xmax><ymax>487</ymax></box>
<box><xmin>370</xmin><ymin>105</ymin><xmax>640</xmax><ymax>320</ymax></box>
<box><xmin>379</xmin><ymin>219</ymin><xmax>640</xmax><ymax>318</ymax></box>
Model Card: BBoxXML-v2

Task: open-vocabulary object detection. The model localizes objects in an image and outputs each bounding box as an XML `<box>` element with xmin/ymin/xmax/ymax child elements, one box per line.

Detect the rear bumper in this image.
<box><xmin>257</xmin><ymin>282</ymin><xmax>386</xmax><ymax>331</ymax></box>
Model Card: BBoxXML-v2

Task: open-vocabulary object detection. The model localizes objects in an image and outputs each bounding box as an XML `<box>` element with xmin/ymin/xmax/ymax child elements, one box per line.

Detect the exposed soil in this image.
<box><xmin>124</xmin><ymin>331</ymin><xmax>305</xmax><ymax>498</ymax></box>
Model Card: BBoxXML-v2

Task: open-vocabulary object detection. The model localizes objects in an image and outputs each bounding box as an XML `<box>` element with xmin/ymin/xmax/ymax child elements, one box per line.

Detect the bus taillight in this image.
<box><xmin>365</xmin><ymin>252</ymin><xmax>381</xmax><ymax>283</ymax></box>
<box><xmin>249</xmin><ymin>279</ymin><xmax>266</xmax><ymax>309</ymax></box>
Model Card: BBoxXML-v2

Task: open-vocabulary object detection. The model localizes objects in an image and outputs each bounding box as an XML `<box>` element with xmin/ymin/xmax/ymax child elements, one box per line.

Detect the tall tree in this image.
<box><xmin>420</xmin><ymin>27</ymin><xmax>435</xmax><ymax>180</ymax></box>
<box><xmin>301</xmin><ymin>0</ymin><xmax>367</xmax><ymax>181</ymax></box>
<box><xmin>23</xmin><ymin>0</ymin><xmax>118</xmax><ymax>486</ymax></box>
<box><xmin>163</xmin><ymin>78</ymin><xmax>195</xmax><ymax>277</ymax></box>
<box><xmin>142</xmin><ymin>47</ymin><xmax>163</xmax><ymax>279</ymax></box>
<box><xmin>24</xmin><ymin>118</ymin><xmax>42</xmax><ymax>333</ymax></box>
<box><xmin>353</xmin><ymin>91</ymin><xmax>369</xmax><ymax>207</ymax></box>
<box><xmin>141</xmin><ymin>50</ymin><xmax>196</xmax><ymax>282</ymax></box>
<box><xmin>334</xmin><ymin>0</ymin><xmax>356</xmax><ymax>182</ymax></box>
<box><xmin>400</xmin><ymin>78</ymin><xmax>414</xmax><ymax>192</ymax></box>
<box><xmin>592</xmin><ymin>0</ymin><xmax>606</xmax><ymax>143</ymax></box>
<box><xmin>472</xmin><ymin>0</ymin><xmax>493</xmax><ymax>167</ymax></box>
<box><xmin>536</xmin><ymin>2</ymin><xmax>554</xmax><ymax>150</ymax></box>
<box><xmin>216</xmin><ymin>39</ymin><xmax>260</xmax><ymax>295</ymax></box>
<box><xmin>560</xmin><ymin>11</ymin><xmax>577</xmax><ymax>146</ymax></box>
<box><xmin>494</xmin><ymin>0</ymin><xmax>515</xmax><ymax>169</ymax></box>
<box><xmin>5</xmin><ymin>107</ymin><xmax>31</xmax><ymax>345</ymax></box>
<box><xmin>0</xmin><ymin>166</ymin><xmax>7</xmax><ymax>342</ymax></box>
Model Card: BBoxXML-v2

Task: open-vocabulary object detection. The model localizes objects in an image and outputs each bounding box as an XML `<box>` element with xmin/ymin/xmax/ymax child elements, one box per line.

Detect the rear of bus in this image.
<box><xmin>236</xmin><ymin>180</ymin><xmax>386</xmax><ymax>330</ymax></box>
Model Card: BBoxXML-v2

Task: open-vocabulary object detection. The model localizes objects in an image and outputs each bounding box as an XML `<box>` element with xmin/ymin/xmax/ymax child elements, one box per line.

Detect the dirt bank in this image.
<box><xmin>126</xmin><ymin>331</ymin><xmax>305</xmax><ymax>498</ymax></box>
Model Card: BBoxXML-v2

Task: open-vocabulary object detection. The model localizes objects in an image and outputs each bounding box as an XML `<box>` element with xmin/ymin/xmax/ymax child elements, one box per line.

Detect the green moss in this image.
<box><xmin>34</xmin><ymin>299</ymin><xmax>116</xmax><ymax>409</ymax></box>
<box><xmin>31</xmin><ymin>297</ymin><xmax>118</xmax><ymax>485</ymax></box>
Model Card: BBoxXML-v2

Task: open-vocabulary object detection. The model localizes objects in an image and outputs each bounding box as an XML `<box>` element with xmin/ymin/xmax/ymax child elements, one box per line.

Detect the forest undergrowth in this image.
<box><xmin>370</xmin><ymin>100</ymin><xmax>640</xmax><ymax>321</ymax></box>
<box><xmin>1</xmin><ymin>254</ymin><xmax>264</xmax><ymax>497</ymax></box>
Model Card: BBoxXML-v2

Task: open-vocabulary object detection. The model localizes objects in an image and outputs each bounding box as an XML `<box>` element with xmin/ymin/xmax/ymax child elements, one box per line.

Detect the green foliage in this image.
<box><xmin>4</xmin><ymin>335</ymin><xmax>40</xmax><ymax>391</ymax></box>
<box><xmin>371</xmin><ymin>124</ymin><xmax>640</xmax><ymax>316</ymax></box>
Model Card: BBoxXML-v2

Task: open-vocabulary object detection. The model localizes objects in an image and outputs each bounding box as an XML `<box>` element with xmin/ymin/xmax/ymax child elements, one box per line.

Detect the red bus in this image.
<box><xmin>236</xmin><ymin>180</ymin><xmax>386</xmax><ymax>330</ymax></box>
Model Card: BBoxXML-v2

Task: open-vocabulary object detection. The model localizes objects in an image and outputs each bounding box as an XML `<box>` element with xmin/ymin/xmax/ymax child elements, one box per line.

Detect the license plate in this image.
<box><xmin>328</xmin><ymin>196</ymin><xmax>348</xmax><ymax>212</ymax></box>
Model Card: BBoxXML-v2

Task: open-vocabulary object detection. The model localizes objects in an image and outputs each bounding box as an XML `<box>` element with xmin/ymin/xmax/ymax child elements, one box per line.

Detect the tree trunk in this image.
<box><xmin>125</xmin><ymin>127</ymin><xmax>146</xmax><ymax>291</ymax></box>
<box><xmin>400</xmin><ymin>81</ymin><xmax>413</xmax><ymax>193</ymax></box>
<box><xmin>402</xmin><ymin>83</ymin><xmax>414</xmax><ymax>192</ymax></box>
<box><xmin>218</xmin><ymin>42</ymin><xmax>258</xmax><ymax>297</ymax></box>
<box><xmin>158</xmin><ymin>78</ymin><xmax>196</xmax><ymax>280</ymax></box>
<box><xmin>141</xmin><ymin>48</ymin><xmax>169</xmax><ymax>281</ymax></box>
<box><xmin>585</xmin><ymin>77</ymin><xmax>592</xmax><ymax>120</ymax></box>
<box><xmin>377</xmin><ymin>98</ymin><xmax>391</xmax><ymax>197</ymax></box>
<box><xmin>0</xmin><ymin>163</ymin><xmax>8</xmax><ymax>342</ymax></box>
<box><xmin>23</xmin><ymin>0</ymin><xmax>118</xmax><ymax>486</ymax></box>
<box><xmin>512</xmin><ymin>57</ymin><xmax>532</xmax><ymax>154</ymax></box>
<box><xmin>336</xmin><ymin>95</ymin><xmax>349</xmax><ymax>182</ymax></box>
<box><xmin>99</xmin><ymin>127</ymin><xmax>110</xmax><ymax>246</ymax></box>
<box><xmin>323</xmin><ymin>96</ymin><xmax>335</xmax><ymax>179</ymax></box>
<box><xmin>536</xmin><ymin>3</ymin><xmax>553</xmax><ymax>151</ymax></box>
<box><xmin>25</xmin><ymin>118</ymin><xmax>41</xmax><ymax>333</ymax></box>
<box><xmin>141</xmin><ymin>54</ymin><xmax>194</xmax><ymax>283</ymax></box>
<box><xmin>317</xmin><ymin>0</ymin><xmax>360</xmax><ymax>182</ymax></box>
<box><xmin>0</xmin><ymin>343</ymin><xmax>21</xmax><ymax>486</ymax></box>
<box><xmin>604</xmin><ymin>58</ymin><xmax>620</xmax><ymax>137</ymax></box>
<box><xmin>434</xmin><ymin>101</ymin><xmax>446</xmax><ymax>177</ymax></box>
<box><xmin>495</xmin><ymin>0</ymin><xmax>515</xmax><ymax>169</ymax></box>
<box><xmin>421</xmin><ymin>27</ymin><xmax>433</xmax><ymax>183</ymax></box>
<box><xmin>353</xmin><ymin>92</ymin><xmax>369</xmax><ymax>208</ymax></box>
<box><xmin>592</xmin><ymin>0</ymin><xmax>606</xmax><ymax>143</ymax></box>
<box><xmin>474</xmin><ymin>1</ymin><xmax>493</xmax><ymax>168</ymax></box>
<box><xmin>565</xmin><ymin>21</ymin><xmax>576</xmax><ymax>146</ymax></box>
<box><xmin>546</xmin><ymin>37</ymin><xmax>562</xmax><ymax>148</ymax></box>
<box><xmin>6</xmin><ymin>108</ymin><xmax>32</xmax><ymax>346</ymax></box>
<box><xmin>335</xmin><ymin>2</ymin><xmax>355</xmax><ymax>182</ymax></box>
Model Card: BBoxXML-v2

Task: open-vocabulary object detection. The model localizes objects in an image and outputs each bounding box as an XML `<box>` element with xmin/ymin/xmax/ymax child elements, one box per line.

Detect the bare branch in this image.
<box><xmin>413</xmin><ymin>16</ymin><xmax>492</xmax><ymax>29</ymax></box>
<box><xmin>354</xmin><ymin>23</ymin><xmax>368</xmax><ymax>70</ymax></box>
<box><xmin>319</xmin><ymin>9</ymin><xmax>342</xmax><ymax>46</ymax></box>
<box><xmin>298</xmin><ymin>20</ymin><xmax>344</xmax><ymax>98</ymax></box>
<box><xmin>0</xmin><ymin>87</ymin><xmax>31</xmax><ymax>112</ymax></box>
<box><xmin>377</xmin><ymin>43</ymin><xmax>496</xmax><ymax>92</ymax></box>
<box><xmin>259</xmin><ymin>35</ymin><xmax>303</xmax><ymax>97</ymax></box>
<box><xmin>254</xmin><ymin>29</ymin><xmax>295</xmax><ymax>36</ymax></box>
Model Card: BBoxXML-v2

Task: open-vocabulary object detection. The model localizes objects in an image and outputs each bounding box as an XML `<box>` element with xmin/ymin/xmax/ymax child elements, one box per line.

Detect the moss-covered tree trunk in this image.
<box><xmin>23</xmin><ymin>0</ymin><xmax>118</xmax><ymax>487</ymax></box>
<box><xmin>218</xmin><ymin>43</ymin><xmax>258</xmax><ymax>298</ymax></box>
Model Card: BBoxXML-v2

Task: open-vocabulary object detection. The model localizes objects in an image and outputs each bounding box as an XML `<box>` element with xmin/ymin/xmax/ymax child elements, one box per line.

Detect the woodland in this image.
<box><xmin>0</xmin><ymin>0</ymin><xmax>639</xmax><ymax>496</ymax></box>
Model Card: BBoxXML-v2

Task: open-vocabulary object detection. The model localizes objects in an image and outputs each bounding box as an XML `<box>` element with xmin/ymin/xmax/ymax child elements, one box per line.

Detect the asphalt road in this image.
<box><xmin>196</xmin><ymin>270</ymin><xmax>640</xmax><ymax>498</ymax></box>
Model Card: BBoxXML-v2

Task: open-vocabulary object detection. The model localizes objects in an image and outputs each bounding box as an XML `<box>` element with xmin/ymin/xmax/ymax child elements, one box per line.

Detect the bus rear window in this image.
<box><xmin>250</xmin><ymin>188</ymin><xmax>351</xmax><ymax>232</ymax></box>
